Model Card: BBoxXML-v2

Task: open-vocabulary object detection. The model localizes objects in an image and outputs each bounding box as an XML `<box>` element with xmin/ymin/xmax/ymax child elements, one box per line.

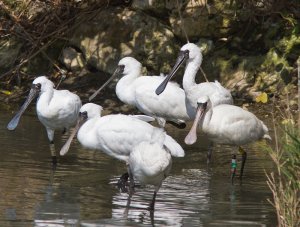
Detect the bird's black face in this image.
<box><xmin>79</xmin><ymin>111</ymin><xmax>88</xmax><ymax>120</ymax></box>
<box><xmin>197</xmin><ymin>101</ymin><xmax>207</xmax><ymax>110</ymax></box>
<box><xmin>32</xmin><ymin>83</ymin><xmax>41</xmax><ymax>92</ymax></box>
<box><xmin>118</xmin><ymin>64</ymin><xmax>125</xmax><ymax>75</ymax></box>
<box><xmin>182</xmin><ymin>49</ymin><xmax>190</xmax><ymax>59</ymax></box>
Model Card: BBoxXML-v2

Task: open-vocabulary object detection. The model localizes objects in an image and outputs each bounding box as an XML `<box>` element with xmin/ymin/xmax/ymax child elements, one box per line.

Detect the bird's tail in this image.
<box><xmin>150</xmin><ymin>127</ymin><xmax>185</xmax><ymax>157</ymax></box>
<box><xmin>261</xmin><ymin>121</ymin><xmax>272</xmax><ymax>140</ymax></box>
<box><xmin>164</xmin><ymin>134</ymin><xmax>185</xmax><ymax>157</ymax></box>
<box><xmin>151</xmin><ymin>127</ymin><xmax>166</xmax><ymax>145</ymax></box>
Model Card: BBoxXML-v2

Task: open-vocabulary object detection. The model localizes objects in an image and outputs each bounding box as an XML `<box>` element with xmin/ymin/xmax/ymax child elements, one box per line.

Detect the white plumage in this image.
<box><xmin>129</xmin><ymin>128</ymin><xmax>172</xmax><ymax>210</ymax></box>
<box><xmin>60</xmin><ymin>103</ymin><xmax>184</xmax><ymax>160</ymax></box>
<box><xmin>156</xmin><ymin>43</ymin><xmax>271</xmax><ymax>180</ymax></box>
<box><xmin>59</xmin><ymin>103</ymin><xmax>183</xmax><ymax>196</ymax></box>
<box><xmin>34</xmin><ymin>76</ymin><xmax>82</xmax><ymax>140</ymax></box>
<box><xmin>7</xmin><ymin>76</ymin><xmax>82</xmax><ymax>164</ymax></box>
<box><xmin>185</xmin><ymin>96</ymin><xmax>271</xmax><ymax>145</ymax></box>
<box><xmin>156</xmin><ymin>43</ymin><xmax>233</xmax><ymax>118</ymax></box>
<box><xmin>90</xmin><ymin>57</ymin><xmax>193</xmax><ymax>127</ymax></box>
<box><xmin>185</xmin><ymin>95</ymin><xmax>271</xmax><ymax>182</ymax></box>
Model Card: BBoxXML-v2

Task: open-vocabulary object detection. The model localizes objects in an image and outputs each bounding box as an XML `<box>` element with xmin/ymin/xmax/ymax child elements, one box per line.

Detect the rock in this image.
<box><xmin>27</xmin><ymin>0</ymin><xmax>47</xmax><ymax>19</ymax></box>
<box><xmin>70</xmin><ymin>7</ymin><xmax>179</xmax><ymax>74</ymax></box>
<box><xmin>61</xmin><ymin>47</ymin><xmax>85</xmax><ymax>72</ymax></box>
<box><xmin>131</xmin><ymin>0</ymin><xmax>166</xmax><ymax>13</ymax></box>
<box><xmin>169</xmin><ymin>0</ymin><xmax>230</xmax><ymax>41</ymax></box>
<box><xmin>131</xmin><ymin>0</ymin><xmax>181</xmax><ymax>14</ymax></box>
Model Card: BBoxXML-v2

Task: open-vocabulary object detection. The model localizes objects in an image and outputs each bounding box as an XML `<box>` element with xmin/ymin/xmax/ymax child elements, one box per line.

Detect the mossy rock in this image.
<box><xmin>275</xmin><ymin>33</ymin><xmax>300</xmax><ymax>60</ymax></box>
<box><xmin>70</xmin><ymin>7</ymin><xmax>179</xmax><ymax>75</ymax></box>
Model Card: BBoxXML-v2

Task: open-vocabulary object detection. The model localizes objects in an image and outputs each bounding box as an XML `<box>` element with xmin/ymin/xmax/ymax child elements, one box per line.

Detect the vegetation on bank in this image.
<box><xmin>0</xmin><ymin>0</ymin><xmax>125</xmax><ymax>100</ymax></box>
<box><xmin>264</xmin><ymin>100</ymin><xmax>300</xmax><ymax>227</ymax></box>
<box><xmin>1</xmin><ymin>0</ymin><xmax>299</xmax><ymax>103</ymax></box>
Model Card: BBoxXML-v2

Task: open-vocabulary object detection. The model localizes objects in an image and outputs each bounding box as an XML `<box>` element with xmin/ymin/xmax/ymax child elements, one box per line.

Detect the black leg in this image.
<box><xmin>149</xmin><ymin>191</ymin><xmax>157</xmax><ymax>211</ymax></box>
<box><xmin>231</xmin><ymin>154</ymin><xmax>237</xmax><ymax>184</ymax></box>
<box><xmin>207</xmin><ymin>142</ymin><xmax>213</xmax><ymax>164</ymax></box>
<box><xmin>127</xmin><ymin>164</ymin><xmax>135</xmax><ymax>195</ymax></box>
<box><xmin>50</xmin><ymin>141</ymin><xmax>57</xmax><ymax>168</ymax></box>
<box><xmin>123</xmin><ymin>189</ymin><xmax>132</xmax><ymax>218</ymax></box>
<box><xmin>62</xmin><ymin>128</ymin><xmax>67</xmax><ymax>135</ymax></box>
<box><xmin>150</xmin><ymin>209</ymin><xmax>154</xmax><ymax>226</ymax></box>
<box><xmin>150</xmin><ymin>200</ymin><xmax>155</xmax><ymax>226</ymax></box>
<box><xmin>117</xmin><ymin>172</ymin><xmax>129</xmax><ymax>193</ymax></box>
<box><xmin>240</xmin><ymin>149</ymin><xmax>247</xmax><ymax>180</ymax></box>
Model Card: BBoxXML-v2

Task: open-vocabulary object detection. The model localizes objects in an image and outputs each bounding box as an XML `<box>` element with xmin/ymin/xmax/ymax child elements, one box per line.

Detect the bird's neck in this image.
<box><xmin>36</xmin><ymin>88</ymin><xmax>54</xmax><ymax>114</ymax></box>
<box><xmin>182</xmin><ymin>56</ymin><xmax>202</xmax><ymax>91</ymax></box>
<box><xmin>77</xmin><ymin>118</ymin><xmax>99</xmax><ymax>149</ymax></box>
<box><xmin>116</xmin><ymin>71</ymin><xmax>140</xmax><ymax>106</ymax></box>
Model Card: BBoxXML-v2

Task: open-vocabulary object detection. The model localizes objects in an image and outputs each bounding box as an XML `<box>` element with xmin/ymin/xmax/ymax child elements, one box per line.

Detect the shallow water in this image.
<box><xmin>0</xmin><ymin>104</ymin><xmax>277</xmax><ymax>226</ymax></box>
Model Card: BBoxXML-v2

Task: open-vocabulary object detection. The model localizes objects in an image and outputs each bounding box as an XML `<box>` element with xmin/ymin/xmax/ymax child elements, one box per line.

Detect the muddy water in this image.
<box><xmin>0</xmin><ymin>104</ymin><xmax>276</xmax><ymax>226</ymax></box>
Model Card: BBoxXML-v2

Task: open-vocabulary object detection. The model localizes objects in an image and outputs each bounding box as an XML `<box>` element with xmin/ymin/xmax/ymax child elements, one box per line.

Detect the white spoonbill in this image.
<box><xmin>129</xmin><ymin>128</ymin><xmax>172</xmax><ymax>211</ymax></box>
<box><xmin>89</xmin><ymin>57</ymin><xmax>193</xmax><ymax>128</ymax></box>
<box><xmin>7</xmin><ymin>76</ymin><xmax>82</xmax><ymax>165</ymax></box>
<box><xmin>59</xmin><ymin>103</ymin><xmax>184</xmax><ymax>191</ymax></box>
<box><xmin>156</xmin><ymin>43</ymin><xmax>233</xmax><ymax>161</ymax></box>
<box><xmin>156</xmin><ymin>42</ymin><xmax>233</xmax><ymax>110</ymax></box>
<box><xmin>185</xmin><ymin>96</ymin><xmax>271</xmax><ymax>182</ymax></box>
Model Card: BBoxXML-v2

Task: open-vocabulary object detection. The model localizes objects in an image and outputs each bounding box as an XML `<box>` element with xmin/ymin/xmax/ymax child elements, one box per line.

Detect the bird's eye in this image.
<box><xmin>80</xmin><ymin>111</ymin><xmax>88</xmax><ymax>119</ymax></box>
<box><xmin>32</xmin><ymin>83</ymin><xmax>41</xmax><ymax>90</ymax></box>
<box><xmin>119</xmin><ymin>65</ymin><xmax>125</xmax><ymax>71</ymax></box>
<box><xmin>184</xmin><ymin>50</ymin><xmax>189</xmax><ymax>58</ymax></box>
<box><xmin>197</xmin><ymin>102</ymin><xmax>207</xmax><ymax>108</ymax></box>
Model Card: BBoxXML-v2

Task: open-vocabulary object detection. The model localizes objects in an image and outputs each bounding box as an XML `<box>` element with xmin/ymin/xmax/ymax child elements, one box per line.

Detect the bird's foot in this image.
<box><xmin>231</xmin><ymin>172</ymin><xmax>236</xmax><ymax>185</ymax></box>
<box><xmin>148</xmin><ymin>191</ymin><xmax>157</xmax><ymax>211</ymax></box>
<box><xmin>117</xmin><ymin>172</ymin><xmax>129</xmax><ymax>193</ymax></box>
<box><xmin>147</xmin><ymin>200</ymin><xmax>155</xmax><ymax>212</ymax></box>
<box><xmin>62</xmin><ymin>128</ymin><xmax>67</xmax><ymax>135</ymax></box>
<box><xmin>128</xmin><ymin>179</ymin><xmax>135</xmax><ymax>195</ymax></box>
<box><xmin>206</xmin><ymin>151</ymin><xmax>212</xmax><ymax>165</ymax></box>
<box><xmin>52</xmin><ymin>156</ymin><xmax>57</xmax><ymax>171</ymax></box>
<box><xmin>239</xmin><ymin>148</ymin><xmax>247</xmax><ymax>180</ymax></box>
